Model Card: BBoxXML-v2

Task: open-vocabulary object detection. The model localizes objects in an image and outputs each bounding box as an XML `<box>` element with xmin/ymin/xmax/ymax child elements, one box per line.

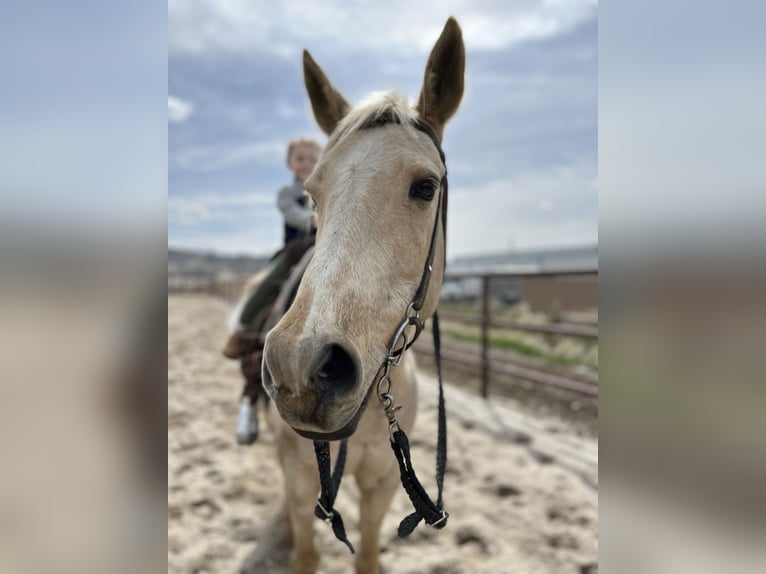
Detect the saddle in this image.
<box><xmin>231</xmin><ymin>236</ymin><xmax>315</xmax><ymax>353</ymax></box>
<box><xmin>258</xmin><ymin>245</ymin><xmax>314</xmax><ymax>344</ymax></box>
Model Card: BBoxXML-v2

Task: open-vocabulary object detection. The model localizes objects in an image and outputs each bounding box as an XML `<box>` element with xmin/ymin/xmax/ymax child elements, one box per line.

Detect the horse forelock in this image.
<box><xmin>325</xmin><ymin>92</ymin><xmax>421</xmax><ymax>153</ymax></box>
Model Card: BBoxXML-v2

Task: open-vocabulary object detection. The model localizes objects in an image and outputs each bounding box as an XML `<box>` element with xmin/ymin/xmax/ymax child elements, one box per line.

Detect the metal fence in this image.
<box><xmin>419</xmin><ymin>269</ymin><xmax>598</xmax><ymax>398</ymax></box>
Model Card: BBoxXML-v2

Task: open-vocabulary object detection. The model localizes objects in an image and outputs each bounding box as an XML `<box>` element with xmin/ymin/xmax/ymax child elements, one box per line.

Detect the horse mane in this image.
<box><xmin>325</xmin><ymin>91</ymin><xmax>422</xmax><ymax>151</ymax></box>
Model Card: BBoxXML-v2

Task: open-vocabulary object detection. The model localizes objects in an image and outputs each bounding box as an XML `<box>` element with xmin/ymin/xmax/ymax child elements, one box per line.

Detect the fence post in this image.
<box><xmin>480</xmin><ymin>274</ymin><xmax>490</xmax><ymax>399</ymax></box>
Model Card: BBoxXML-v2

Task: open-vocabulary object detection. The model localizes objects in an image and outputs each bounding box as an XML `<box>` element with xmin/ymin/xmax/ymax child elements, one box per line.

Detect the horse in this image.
<box><xmin>259</xmin><ymin>17</ymin><xmax>464</xmax><ymax>574</ymax></box>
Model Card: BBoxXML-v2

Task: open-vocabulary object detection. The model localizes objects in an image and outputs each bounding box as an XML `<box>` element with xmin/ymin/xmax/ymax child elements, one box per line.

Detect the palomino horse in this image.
<box><xmin>261</xmin><ymin>17</ymin><xmax>464</xmax><ymax>574</ymax></box>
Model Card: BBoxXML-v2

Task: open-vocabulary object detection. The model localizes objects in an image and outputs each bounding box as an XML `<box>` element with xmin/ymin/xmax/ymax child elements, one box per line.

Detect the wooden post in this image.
<box><xmin>480</xmin><ymin>274</ymin><xmax>490</xmax><ymax>399</ymax></box>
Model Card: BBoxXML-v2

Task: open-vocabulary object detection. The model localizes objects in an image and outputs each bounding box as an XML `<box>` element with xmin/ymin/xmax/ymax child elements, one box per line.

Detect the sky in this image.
<box><xmin>168</xmin><ymin>0</ymin><xmax>598</xmax><ymax>260</ymax></box>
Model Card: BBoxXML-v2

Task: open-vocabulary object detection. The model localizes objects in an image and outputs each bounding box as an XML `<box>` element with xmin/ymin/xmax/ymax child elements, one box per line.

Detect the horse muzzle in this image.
<box><xmin>262</xmin><ymin>332</ymin><xmax>368</xmax><ymax>437</ymax></box>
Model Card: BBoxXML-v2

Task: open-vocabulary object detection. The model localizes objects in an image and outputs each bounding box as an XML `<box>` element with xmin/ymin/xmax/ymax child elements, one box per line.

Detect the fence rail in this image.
<box><xmin>438</xmin><ymin>269</ymin><xmax>598</xmax><ymax>398</ymax></box>
<box><xmin>413</xmin><ymin>340</ymin><xmax>599</xmax><ymax>396</ymax></box>
<box><xmin>437</xmin><ymin>310</ymin><xmax>599</xmax><ymax>338</ymax></box>
<box><xmin>169</xmin><ymin>267</ymin><xmax>598</xmax><ymax>398</ymax></box>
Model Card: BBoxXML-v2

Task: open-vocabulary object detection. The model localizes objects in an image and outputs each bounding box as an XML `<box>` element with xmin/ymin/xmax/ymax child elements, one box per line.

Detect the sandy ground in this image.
<box><xmin>168</xmin><ymin>294</ymin><xmax>598</xmax><ymax>574</ymax></box>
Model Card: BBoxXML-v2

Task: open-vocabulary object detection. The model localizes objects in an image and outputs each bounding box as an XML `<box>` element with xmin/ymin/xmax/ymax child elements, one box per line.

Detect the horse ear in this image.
<box><xmin>303</xmin><ymin>50</ymin><xmax>350</xmax><ymax>136</ymax></box>
<box><xmin>416</xmin><ymin>17</ymin><xmax>465</xmax><ymax>141</ymax></box>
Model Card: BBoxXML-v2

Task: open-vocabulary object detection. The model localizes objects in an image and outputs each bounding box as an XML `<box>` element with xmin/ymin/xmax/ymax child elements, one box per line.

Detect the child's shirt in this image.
<box><xmin>276</xmin><ymin>177</ymin><xmax>315</xmax><ymax>246</ymax></box>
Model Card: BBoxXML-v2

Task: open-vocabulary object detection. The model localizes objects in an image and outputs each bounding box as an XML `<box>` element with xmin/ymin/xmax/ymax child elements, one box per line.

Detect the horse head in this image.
<box><xmin>263</xmin><ymin>18</ymin><xmax>465</xmax><ymax>440</ymax></box>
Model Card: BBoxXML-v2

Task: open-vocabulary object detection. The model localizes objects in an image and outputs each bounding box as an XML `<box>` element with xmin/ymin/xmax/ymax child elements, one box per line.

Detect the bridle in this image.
<box><xmin>312</xmin><ymin>117</ymin><xmax>450</xmax><ymax>553</ymax></box>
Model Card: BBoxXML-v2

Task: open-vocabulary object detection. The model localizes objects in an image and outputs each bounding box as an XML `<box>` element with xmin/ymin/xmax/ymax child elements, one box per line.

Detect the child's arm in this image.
<box><xmin>277</xmin><ymin>185</ymin><xmax>314</xmax><ymax>233</ymax></box>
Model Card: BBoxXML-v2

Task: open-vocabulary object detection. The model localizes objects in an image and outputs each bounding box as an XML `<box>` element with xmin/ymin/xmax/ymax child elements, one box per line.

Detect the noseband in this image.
<box><xmin>313</xmin><ymin>117</ymin><xmax>450</xmax><ymax>552</ymax></box>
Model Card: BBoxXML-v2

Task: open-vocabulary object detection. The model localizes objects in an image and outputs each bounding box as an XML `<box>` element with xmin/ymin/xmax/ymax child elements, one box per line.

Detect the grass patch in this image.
<box><xmin>436</xmin><ymin>324</ymin><xmax>597</xmax><ymax>369</ymax></box>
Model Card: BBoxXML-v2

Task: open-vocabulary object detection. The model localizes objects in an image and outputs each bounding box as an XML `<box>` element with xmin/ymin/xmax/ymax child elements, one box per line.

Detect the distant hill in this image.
<box><xmin>168</xmin><ymin>248</ymin><xmax>270</xmax><ymax>279</ymax></box>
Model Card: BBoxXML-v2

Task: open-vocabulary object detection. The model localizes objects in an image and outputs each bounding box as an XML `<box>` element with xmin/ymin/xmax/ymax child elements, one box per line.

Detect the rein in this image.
<box><xmin>313</xmin><ymin>119</ymin><xmax>450</xmax><ymax>551</ymax></box>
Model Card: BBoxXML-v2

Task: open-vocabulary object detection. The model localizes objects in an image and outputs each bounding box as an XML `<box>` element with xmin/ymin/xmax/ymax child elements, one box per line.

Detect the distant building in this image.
<box><xmin>444</xmin><ymin>245</ymin><xmax>598</xmax><ymax>312</ymax></box>
<box><xmin>448</xmin><ymin>244</ymin><xmax>598</xmax><ymax>274</ymax></box>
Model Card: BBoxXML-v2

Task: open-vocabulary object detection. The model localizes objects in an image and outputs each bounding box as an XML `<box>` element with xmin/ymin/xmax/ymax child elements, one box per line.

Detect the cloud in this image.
<box><xmin>448</xmin><ymin>160</ymin><xmax>597</xmax><ymax>257</ymax></box>
<box><xmin>458</xmin><ymin>1</ymin><xmax>597</xmax><ymax>51</ymax></box>
<box><xmin>173</xmin><ymin>140</ymin><xmax>285</xmax><ymax>172</ymax></box>
<box><xmin>169</xmin><ymin>0</ymin><xmax>596</xmax><ymax>57</ymax></box>
<box><xmin>168</xmin><ymin>2</ymin><xmax>597</xmax><ymax>257</ymax></box>
<box><xmin>169</xmin><ymin>191</ymin><xmax>274</xmax><ymax>223</ymax></box>
<box><xmin>168</xmin><ymin>95</ymin><xmax>194</xmax><ymax>123</ymax></box>
<box><xmin>275</xmin><ymin>99</ymin><xmax>300</xmax><ymax>119</ymax></box>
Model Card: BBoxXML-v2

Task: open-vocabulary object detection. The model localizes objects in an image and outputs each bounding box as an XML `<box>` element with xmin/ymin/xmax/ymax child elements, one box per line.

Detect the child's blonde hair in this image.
<box><xmin>286</xmin><ymin>137</ymin><xmax>322</xmax><ymax>165</ymax></box>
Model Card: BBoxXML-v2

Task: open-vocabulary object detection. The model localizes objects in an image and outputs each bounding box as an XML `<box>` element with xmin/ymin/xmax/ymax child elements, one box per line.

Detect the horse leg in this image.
<box><xmin>355</xmin><ymin>471</ymin><xmax>400</xmax><ymax>574</ymax></box>
<box><xmin>281</xmin><ymin>450</ymin><xmax>321</xmax><ymax>574</ymax></box>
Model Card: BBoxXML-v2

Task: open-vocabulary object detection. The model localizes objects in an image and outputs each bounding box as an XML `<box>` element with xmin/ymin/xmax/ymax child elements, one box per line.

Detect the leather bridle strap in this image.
<box><xmin>313</xmin><ymin>440</ymin><xmax>355</xmax><ymax>553</ymax></box>
<box><xmin>379</xmin><ymin>120</ymin><xmax>450</xmax><ymax>537</ymax></box>
<box><xmin>391</xmin><ymin>310</ymin><xmax>447</xmax><ymax>536</ymax></box>
<box><xmin>410</xmin><ymin>119</ymin><xmax>448</xmax><ymax>313</ymax></box>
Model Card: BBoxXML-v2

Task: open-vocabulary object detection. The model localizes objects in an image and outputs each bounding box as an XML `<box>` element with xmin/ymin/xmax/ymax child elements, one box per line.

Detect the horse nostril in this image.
<box><xmin>312</xmin><ymin>344</ymin><xmax>358</xmax><ymax>398</ymax></box>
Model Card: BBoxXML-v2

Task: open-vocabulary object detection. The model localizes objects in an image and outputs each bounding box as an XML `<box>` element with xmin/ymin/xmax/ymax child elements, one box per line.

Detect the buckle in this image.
<box><xmin>430</xmin><ymin>510</ymin><xmax>449</xmax><ymax>527</ymax></box>
<box><xmin>316</xmin><ymin>500</ymin><xmax>333</xmax><ymax>522</ymax></box>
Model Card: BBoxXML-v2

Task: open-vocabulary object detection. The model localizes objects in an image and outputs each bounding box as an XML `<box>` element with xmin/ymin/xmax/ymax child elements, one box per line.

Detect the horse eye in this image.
<box><xmin>409</xmin><ymin>177</ymin><xmax>438</xmax><ymax>201</ymax></box>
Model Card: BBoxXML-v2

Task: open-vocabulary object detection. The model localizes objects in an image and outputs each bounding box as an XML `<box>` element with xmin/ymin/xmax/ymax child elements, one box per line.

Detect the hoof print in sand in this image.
<box><xmin>496</xmin><ymin>484</ymin><xmax>521</xmax><ymax>498</ymax></box>
<box><xmin>190</xmin><ymin>498</ymin><xmax>221</xmax><ymax>520</ymax></box>
<box><xmin>546</xmin><ymin>532</ymin><xmax>580</xmax><ymax>550</ymax></box>
<box><xmin>531</xmin><ymin>449</ymin><xmax>556</xmax><ymax>465</ymax></box>
<box><xmin>455</xmin><ymin>526</ymin><xmax>490</xmax><ymax>554</ymax></box>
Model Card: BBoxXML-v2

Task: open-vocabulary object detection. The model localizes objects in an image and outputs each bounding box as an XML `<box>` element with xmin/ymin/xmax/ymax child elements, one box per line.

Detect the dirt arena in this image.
<box><xmin>168</xmin><ymin>294</ymin><xmax>598</xmax><ymax>573</ymax></box>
